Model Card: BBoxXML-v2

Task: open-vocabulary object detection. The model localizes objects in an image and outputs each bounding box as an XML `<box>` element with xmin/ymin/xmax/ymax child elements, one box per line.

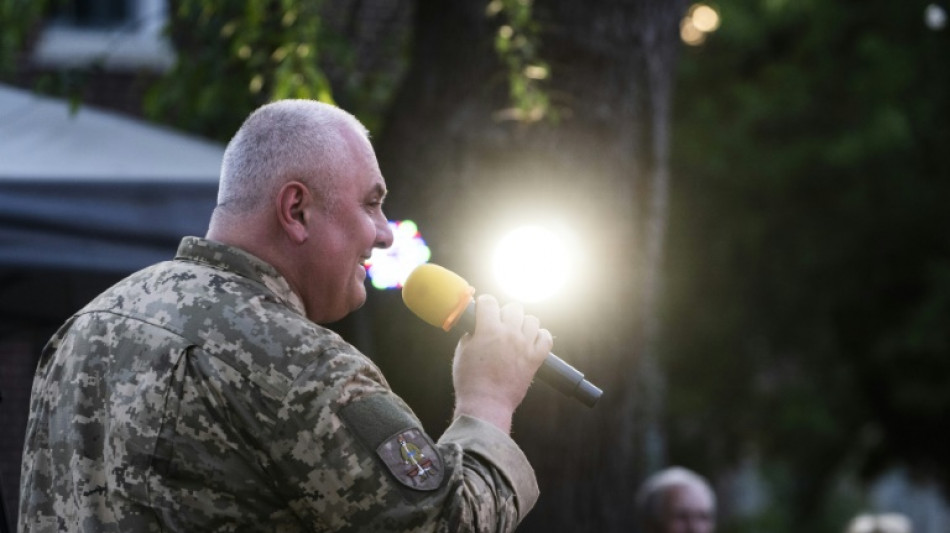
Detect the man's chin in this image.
<box><xmin>350</xmin><ymin>286</ymin><xmax>368</xmax><ymax>312</ymax></box>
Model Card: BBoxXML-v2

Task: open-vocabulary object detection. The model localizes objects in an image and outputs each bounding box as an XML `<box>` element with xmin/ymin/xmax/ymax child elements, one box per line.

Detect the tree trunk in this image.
<box><xmin>376</xmin><ymin>0</ymin><xmax>685</xmax><ymax>530</ymax></box>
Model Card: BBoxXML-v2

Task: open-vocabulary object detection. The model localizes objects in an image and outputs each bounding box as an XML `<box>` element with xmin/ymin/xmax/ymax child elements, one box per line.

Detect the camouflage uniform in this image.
<box><xmin>19</xmin><ymin>237</ymin><xmax>538</xmax><ymax>532</ymax></box>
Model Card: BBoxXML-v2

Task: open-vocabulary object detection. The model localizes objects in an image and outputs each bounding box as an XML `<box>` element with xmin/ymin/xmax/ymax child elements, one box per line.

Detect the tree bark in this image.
<box><xmin>376</xmin><ymin>0</ymin><xmax>685</xmax><ymax>529</ymax></box>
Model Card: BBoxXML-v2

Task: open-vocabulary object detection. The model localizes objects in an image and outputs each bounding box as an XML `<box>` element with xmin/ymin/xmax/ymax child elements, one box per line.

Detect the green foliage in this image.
<box><xmin>1</xmin><ymin>0</ymin><xmax>547</xmax><ymax>134</ymax></box>
<box><xmin>486</xmin><ymin>0</ymin><xmax>552</xmax><ymax>122</ymax></box>
<box><xmin>0</xmin><ymin>0</ymin><xmax>89</xmax><ymax>113</ymax></box>
<box><xmin>145</xmin><ymin>0</ymin><xmax>554</xmax><ymax>139</ymax></box>
<box><xmin>0</xmin><ymin>0</ymin><xmax>47</xmax><ymax>77</ymax></box>
<box><xmin>145</xmin><ymin>0</ymin><xmax>339</xmax><ymax>141</ymax></box>
<box><xmin>665</xmin><ymin>0</ymin><xmax>950</xmax><ymax>528</ymax></box>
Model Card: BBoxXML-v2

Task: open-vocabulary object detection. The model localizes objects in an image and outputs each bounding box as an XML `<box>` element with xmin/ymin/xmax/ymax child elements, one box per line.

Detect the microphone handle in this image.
<box><xmin>455</xmin><ymin>301</ymin><xmax>603</xmax><ymax>408</ymax></box>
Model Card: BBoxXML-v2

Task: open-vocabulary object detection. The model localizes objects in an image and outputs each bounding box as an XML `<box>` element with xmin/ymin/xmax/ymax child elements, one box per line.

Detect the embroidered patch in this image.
<box><xmin>376</xmin><ymin>428</ymin><xmax>444</xmax><ymax>491</ymax></box>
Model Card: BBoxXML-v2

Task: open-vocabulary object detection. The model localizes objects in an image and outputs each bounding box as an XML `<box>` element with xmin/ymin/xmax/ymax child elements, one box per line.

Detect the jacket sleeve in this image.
<box><xmin>265</xmin><ymin>346</ymin><xmax>538</xmax><ymax>533</ymax></box>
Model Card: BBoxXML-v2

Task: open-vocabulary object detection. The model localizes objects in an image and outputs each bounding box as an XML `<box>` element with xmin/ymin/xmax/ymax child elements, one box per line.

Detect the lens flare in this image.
<box><xmin>366</xmin><ymin>220</ymin><xmax>431</xmax><ymax>290</ymax></box>
<box><xmin>492</xmin><ymin>225</ymin><xmax>572</xmax><ymax>303</ymax></box>
<box><xmin>681</xmin><ymin>3</ymin><xmax>721</xmax><ymax>46</ymax></box>
<box><xmin>690</xmin><ymin>4</ymin><xmax>721</xmax><ymax>33</ymax></box>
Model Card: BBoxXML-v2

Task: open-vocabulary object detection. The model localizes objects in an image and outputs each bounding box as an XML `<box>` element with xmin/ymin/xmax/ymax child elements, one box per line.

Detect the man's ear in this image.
<box><xmin>276</xmin><ymin>181</ymin><xmax>311</xmax><ymax>244</ymax></box>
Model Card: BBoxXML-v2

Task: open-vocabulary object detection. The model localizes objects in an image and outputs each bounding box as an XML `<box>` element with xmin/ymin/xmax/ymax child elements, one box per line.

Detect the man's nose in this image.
<box><xmin>376</xmin><ymin>215</ymin><xmax>394</xmax><ymax>248</ymax></box>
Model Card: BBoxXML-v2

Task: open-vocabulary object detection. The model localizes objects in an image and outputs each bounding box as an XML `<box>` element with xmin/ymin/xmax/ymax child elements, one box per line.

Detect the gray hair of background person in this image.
<box><xmin>635</xmin><ymin>466</ymin><xmax>717</xmax><ymax>528</ymax></box>
<box><xmin>845</xmin><ymin>513</ymin><xmax>912</xmax><ymax>533</ymax></box>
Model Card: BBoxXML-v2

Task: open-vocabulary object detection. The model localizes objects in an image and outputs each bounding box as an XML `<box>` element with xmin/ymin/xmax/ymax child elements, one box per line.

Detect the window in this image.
<box><xmin>32</xmin><ymin>0</ymin><xmax>174</xmax><ymax>71</ymax></box>
<box><xmin>50</xmin><ymin>0</ymin><xmax>131</xmax><ymax>29</ymax></box>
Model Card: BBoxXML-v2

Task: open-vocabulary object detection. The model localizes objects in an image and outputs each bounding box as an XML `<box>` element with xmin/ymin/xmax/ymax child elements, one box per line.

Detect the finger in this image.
<box><xmin>522</xmin><ymin>314</ymin><xmax>540</xmax><ymax>339</ymax></box>
<box><xmin>499</xmin><ymin>301</ymin><xmax>524</xmax><ymax>326</ymax></box>
<box><xmin>535</xmin><ymin>328</ymin><xmax>554</xmax><ymax>354</ymax></box>
<box><xmin>474</xmin><ymin>294</ymin><xmax>500</xmax><ymax>333</ymax></box>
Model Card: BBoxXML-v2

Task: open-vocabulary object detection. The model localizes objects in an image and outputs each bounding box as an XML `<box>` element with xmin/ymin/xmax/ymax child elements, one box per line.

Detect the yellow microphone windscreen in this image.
<box><xmin>402</xmin><ymin>264</ymin><xmax>475</xmax><ymax>331</ymax></box>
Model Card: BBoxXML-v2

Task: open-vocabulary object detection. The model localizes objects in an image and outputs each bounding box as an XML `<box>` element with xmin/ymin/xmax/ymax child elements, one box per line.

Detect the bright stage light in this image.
<box><xmin>366</xmin><ymin>220</ymin><xmax>431</xmax><ymax>290</ymax></box>
<box><xmin>492</xmin><ymin>224</ymin><xmax>573</xmax><ymax>303</ymax></box>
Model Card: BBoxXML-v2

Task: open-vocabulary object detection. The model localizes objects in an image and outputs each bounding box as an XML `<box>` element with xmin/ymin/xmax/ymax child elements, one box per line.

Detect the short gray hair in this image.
<box><xmin>635</xmin><ymin>466</ymin><xmax>716</xmax><ymax>529</ymax></box>
<box><xmin>217</xmin><ymin>99</ymin><xmax>369</xmax><ymax>213</ymax></box>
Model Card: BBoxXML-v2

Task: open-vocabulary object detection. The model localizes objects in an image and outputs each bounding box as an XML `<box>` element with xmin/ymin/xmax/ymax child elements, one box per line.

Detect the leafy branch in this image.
<box><xmin>487</xmin><ymin>0</ymin><xmax>553</xmax><ymax>123</ymax></box>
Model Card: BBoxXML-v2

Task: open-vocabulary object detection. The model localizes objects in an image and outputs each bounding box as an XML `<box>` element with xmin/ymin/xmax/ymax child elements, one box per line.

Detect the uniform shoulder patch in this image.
<box><xmin>337</xmin><ymin>394</ymin><xmax>445</xmax><ymax>492</ymax></box>
<box><xmin>376</xmin><ymin>428</ymin><xmax>444</xmax><ymax>491</ymax></box>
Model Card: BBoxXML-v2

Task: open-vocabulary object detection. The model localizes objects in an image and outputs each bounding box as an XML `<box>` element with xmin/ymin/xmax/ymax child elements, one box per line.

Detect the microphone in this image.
<box><xmin>402</xmin><ymin>263</ymin><xmax>603</xmax><ymax>408</ymax></box>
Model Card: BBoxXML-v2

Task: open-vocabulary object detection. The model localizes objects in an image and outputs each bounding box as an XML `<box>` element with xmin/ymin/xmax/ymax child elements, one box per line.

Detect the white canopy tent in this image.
<box><xmin>0</xmin><ymin>82</ymin><xmax>224</xmax><ymax>322</ymax></box>
<box><xmin>0</xmin><ymin>84</ymin><xmax>222</xmax><ymax>181</ymax></box>
<box><xmin>0</xmin><ymin>82</ymin><xmax>224</xmax><ymax>273</ymax></box>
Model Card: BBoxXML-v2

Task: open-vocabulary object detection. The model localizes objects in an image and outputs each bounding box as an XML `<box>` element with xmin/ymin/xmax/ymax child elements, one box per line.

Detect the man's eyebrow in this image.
<box><xmin>373</xmin><ymin>183</ymin><xmax>388</xmax><ymax>199</ymax></box>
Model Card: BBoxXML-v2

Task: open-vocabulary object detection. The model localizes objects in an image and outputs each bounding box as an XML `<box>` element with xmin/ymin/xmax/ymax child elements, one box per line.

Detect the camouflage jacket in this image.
<box><xmin>19</xmin><ymin>237</ymin><xmax>538</xmax><ymax>532</ymax></box>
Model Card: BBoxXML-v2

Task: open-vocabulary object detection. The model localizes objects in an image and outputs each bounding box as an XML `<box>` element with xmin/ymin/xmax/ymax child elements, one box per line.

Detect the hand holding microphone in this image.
<box><xmin>402</xmin><ymin>263</ymin><xmax>604</xmax><ymax>408</ymax></box>
<box><xmin>450</xmin><ymin>293</ymin><xmax>551</xmax><ymax>431</ymax></box>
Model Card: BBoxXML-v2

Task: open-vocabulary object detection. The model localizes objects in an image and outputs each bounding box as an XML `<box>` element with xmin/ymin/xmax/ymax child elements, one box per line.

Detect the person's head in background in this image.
<box><xmin>636</xmin><ymin>466</ymin><xmax>716</xmax><ymax>533</ymax></box>
<box><xmin>845</xmin><ymin>512</ymin><xmax>912</xmax><ymax>533</ymax></box>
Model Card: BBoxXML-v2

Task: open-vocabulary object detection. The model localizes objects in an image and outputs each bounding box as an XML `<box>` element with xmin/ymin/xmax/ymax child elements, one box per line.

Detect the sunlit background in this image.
<box><xmin>491</xmin><ymin>224</ymin><xmax>575</xmax><ymax>303</ymax></box>
<box><xmin>367</xmin><ymin>219</ymin><xmax>579</xmax><ymax>304</ymax></box>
